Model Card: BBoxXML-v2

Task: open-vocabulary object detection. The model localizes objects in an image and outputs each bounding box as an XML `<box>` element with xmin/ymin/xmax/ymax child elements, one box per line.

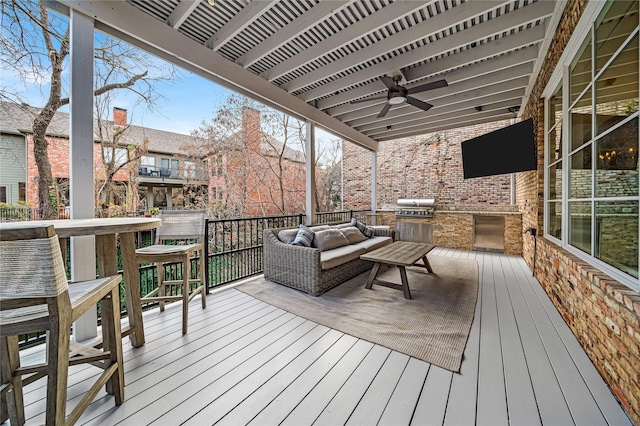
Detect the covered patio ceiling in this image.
<box><xmin>55</xmin><ymin>0</ymin><xmax>562</xmax><ymax>151</ymax></box>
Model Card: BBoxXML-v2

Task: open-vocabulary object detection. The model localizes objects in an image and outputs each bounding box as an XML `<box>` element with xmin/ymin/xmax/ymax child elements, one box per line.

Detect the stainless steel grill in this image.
<box><xmin>394</xmin><ymin>198</ymin><xmax>435</xmax><ymax>218</ymax></box>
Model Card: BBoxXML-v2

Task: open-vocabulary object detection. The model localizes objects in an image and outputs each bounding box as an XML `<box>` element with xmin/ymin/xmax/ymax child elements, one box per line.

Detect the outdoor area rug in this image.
<box><xmin>238</xmin><ymin>255</ymin><xmax>478</xmax><ymax>372</ymax></box>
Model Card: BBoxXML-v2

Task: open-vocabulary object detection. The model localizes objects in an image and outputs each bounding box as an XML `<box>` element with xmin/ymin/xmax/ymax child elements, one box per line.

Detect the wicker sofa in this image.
<box><xmin>263</xmin><ymin>223</ymin><xmax>394</xmax><ymax>296</ymax></box>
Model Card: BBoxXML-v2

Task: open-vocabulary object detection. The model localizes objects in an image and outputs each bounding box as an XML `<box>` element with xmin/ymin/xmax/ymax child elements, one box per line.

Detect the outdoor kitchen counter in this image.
<box><xmin>375</xmin><ymin>208</ymin><xmax>523</xmax><ymax>255</ymax></box>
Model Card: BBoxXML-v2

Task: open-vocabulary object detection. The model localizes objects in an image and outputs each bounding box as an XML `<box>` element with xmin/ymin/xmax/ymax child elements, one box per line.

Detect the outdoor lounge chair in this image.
<box><xmin>0</xmin><ymin>224</ymin><xmax>124</xmax><ymax>425</ymax></box>
<box><xmin>135</xmin><ymin>209</ymin><xmax>207</xmax><ymax>334</ymax></box>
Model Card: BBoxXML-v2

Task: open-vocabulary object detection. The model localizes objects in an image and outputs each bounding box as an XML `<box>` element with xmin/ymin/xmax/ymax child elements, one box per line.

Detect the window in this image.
<box><xmin>545</xmin><ymin>1</ymin><xmax>639</xmax><ymax>289</ymax></box>
<box><xmin>0</xmin><ymin>187</ymin><xmax>6</xmax><ymax>203</ymax></box>
<box><xmin>103</xmin><ymin>147</ymin><xmax>128</xmax><ymax>167</ymax></box>
<box><xmin>183</xmin><ymin>161</ymin><xmax>195</xmax><ymax>178</ymax></box>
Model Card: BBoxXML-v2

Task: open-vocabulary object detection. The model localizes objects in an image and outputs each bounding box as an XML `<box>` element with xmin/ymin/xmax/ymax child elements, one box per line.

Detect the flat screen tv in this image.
<box><xmin>461</xmin><ymin>118</ymin><xmax>536</xmax><ymax>179</ymax></box>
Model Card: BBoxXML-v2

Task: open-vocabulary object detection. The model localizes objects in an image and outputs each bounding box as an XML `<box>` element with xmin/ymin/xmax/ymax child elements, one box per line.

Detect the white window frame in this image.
<box><xmin>543</xmin><ymin>1</ymin><xmax>640</xmax><ymax>292</ymax></box>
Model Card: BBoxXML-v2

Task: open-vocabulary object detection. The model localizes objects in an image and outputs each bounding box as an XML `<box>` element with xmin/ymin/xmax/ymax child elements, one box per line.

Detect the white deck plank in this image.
<box><xmin>345</xmin><ymin>350</ymin><xmax>410</xmax><ymax>425</ymax></box>
<box><xmin>411</xmin><ymin>365</ymin><xmax>453</xmax><ymax>426</ymax></box>
<box><xmin>218</xmin><ymin>334</ymin><xmax>360</xmax><ymax>426</ymax></box>
<box><xmin>164</xmin><ymin>326</ymin><xmax>340</xmax><ymax>425</ymax></box>
<box><xmin>476</xmin><ymin>252</ymin><xmax>509</xmax><ymax>425</ymax></box>
<box><xmin>312</xmin><ymin>345</ymin><xmax>391</xmax><ymax>426</ymax></box>
<box><xmin>503</xmin><ymin>255</ymin><xmax>575</xmax><ymax>426</ymax></box>
<box><xmin>276</xmin><ymin>339</ymin><xmax>375</xmax><ymax>426</ymax></box>
<box><xmin>378</xmin><ymin>358</ymin><xmax>429</xmax><ymax>426</ymax></box>
<box><xmin>493</xmin><ymin>255</ymin><xmax>541</xmax><ymax>426</ymax></box>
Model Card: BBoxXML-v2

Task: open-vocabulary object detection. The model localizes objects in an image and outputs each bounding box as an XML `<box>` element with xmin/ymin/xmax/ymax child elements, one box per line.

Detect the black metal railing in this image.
<box><xmin>14</xmin><ymin>210</ymin><xmax>372</xmax><ymax>347</ymax></box>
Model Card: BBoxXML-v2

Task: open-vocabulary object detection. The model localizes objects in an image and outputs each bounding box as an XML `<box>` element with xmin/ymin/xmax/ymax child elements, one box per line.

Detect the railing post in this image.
<box><xmin>204</xmin><ymin>217</ymin><xmax>210</xmax><ymax>294</ymax></box>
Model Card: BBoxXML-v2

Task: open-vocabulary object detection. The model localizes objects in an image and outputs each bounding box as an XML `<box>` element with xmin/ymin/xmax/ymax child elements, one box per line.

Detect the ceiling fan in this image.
<box><xmin>350</xmin><ymin>75</ymin><xmax>448</xmax><ymax>118</ymax></box>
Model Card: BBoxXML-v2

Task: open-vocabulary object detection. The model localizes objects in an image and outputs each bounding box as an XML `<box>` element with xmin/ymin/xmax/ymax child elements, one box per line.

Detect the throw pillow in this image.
<box><xmin>277</xmin><ymin>228</ymin><xmax>298</xmax><ymax>244</ymax></box>
<box><xmin>350</xmin><ymin>218</ymin><xmax>375</xmax><ymax>238</ymax></box>
<box><xmin>339</xmin><ymin>226</ymin><xmax>367</xmax><ymax>244</ymax></box>
<box><xmin>312</xmin><ymin>228</ymin><xmax>350</xmax><ymax>251</ymax></box>
<box><xmin>292</xmin><ymin>225</ymin><xmax>315</xmax><ymax>247</ymax></box>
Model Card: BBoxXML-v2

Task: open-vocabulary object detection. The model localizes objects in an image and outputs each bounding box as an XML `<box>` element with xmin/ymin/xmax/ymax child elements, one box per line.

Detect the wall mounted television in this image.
<box><xmin>461</xmin><ymin>118</ymin><xmax>536</xmax><ymax>179</ymax></box>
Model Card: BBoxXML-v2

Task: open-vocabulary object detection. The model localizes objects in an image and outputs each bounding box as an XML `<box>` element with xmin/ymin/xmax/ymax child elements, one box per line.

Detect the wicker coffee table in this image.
<box><xmin>360</xmin><ymin>241</ymin><xmax>436</xmax><ymax>299</ymax></box>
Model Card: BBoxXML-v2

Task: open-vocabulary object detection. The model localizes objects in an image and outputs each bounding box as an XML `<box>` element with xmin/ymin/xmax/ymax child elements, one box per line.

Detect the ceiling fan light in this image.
<box><xmin>388</xmin><ymin>95</ymin><xmax>406</xmax><ymax>105</ymax></box>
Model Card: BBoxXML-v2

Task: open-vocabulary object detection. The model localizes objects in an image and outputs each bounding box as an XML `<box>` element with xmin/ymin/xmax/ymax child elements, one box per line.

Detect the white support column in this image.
<box><xmin>371</xmin><ymin>151</ymin><xmax>377</xmax><ymax>213</ymax></box>
<box><xmin>69</xmin><ymin>10</ymin><xmax>97</xmax><ymax>342</ymax></box>
<box><xmin>305</xmin><ymin>121</ymin><xmax>316</xmax><ymax>225</ymax></box>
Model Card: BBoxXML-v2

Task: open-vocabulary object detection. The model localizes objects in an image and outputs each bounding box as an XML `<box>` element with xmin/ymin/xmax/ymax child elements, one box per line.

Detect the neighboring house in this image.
<box><xmin>0</xmin><ymin>102</ymin><xmax>208</xmax><ymax>212</ymax></box>
<box><xmin>0</xmin><ymin>102</ymin><xmax>306</xmax><ymax>216</ymax></box>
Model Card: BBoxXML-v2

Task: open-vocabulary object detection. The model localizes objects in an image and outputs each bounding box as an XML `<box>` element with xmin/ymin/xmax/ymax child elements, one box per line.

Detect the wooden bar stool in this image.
<box><xmin>135</xmin><ymin>210</ymin><xmax>207</xmax><ymax>334</ymax></box>
<box><xmin>0</xmin><ymin>224</ymin><xmax>124</xmax><ymax>425</ymax></box>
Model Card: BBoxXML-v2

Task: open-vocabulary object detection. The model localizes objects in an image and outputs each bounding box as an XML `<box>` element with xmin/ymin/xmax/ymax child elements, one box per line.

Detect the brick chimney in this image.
<box><xmin>242</xmin><ymin>107</ymin><xmax>260</xmax><ymax>150</ymax></box>
<box><xmin>113</xmin><ymin>107</ymin><xmax>128</xmax><ymax>127</ymax></box>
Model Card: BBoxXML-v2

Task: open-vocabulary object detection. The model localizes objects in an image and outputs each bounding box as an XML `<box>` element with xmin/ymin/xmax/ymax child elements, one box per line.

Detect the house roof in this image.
<box><xmin>53</xmin><ymin>0</ymin><xmax>563</xmax><ymax>151</ymax></box>
<box><xmin>0</xmin><ymin>101</ymin><xmax>305</xmax><ymax>161</ymax></box>
<box><xmin>0</xmin><ymin>101</ymin><xmax>197</xmax><ymax>155</ymax></box>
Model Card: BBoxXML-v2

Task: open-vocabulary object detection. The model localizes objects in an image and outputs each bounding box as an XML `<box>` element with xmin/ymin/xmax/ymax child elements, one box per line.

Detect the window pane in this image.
<box><xmin>548</xmin><ymin>201</ymin><xmax>562</xmax><ymax>239</ymax></box>
<box><xmin>549</xmin><ymin>83</ymin><xmax>563</xmax><ymax>128</ymax></box>
<box><xmin>596</xmin><ymin>200</ymin><xmax>638</xmax><ymax>278</ymax></box>
<box><xmin>141</xmin><ymin>155</ymin><xmax>155</xmax><ymax>166</ymax></box>
<box><xmin>595</xmin><ymin>34</ymin><xmax>638</xmax><ymax>137</ymax></box>
<box><xmin>570</xmin><ymin>145</ymin><xmax>592</xmax><ymax>198</ymax></box>
<box><xmin>570</xmin><ymin>88</ymin><xmax>593</xmax><ymax>150</ymax></box>
<box><xmin>548</xmin><ymin>121</ymin><xmax>563</xmax><ymax>162</ymax></box>
<box><xmin>595</xmin><ymin>0</ymin><xmax>639</xmax><ymax>73</ymax></box>
<box><xmin>548</xmin><ymin>160</ymin><xmax>562</xmax><ymax>200</ymax></box>
<box><xmin>595</xmin><ymin>117</ymin><xmax>639</xmax><ymax>197</ymax></box>
<box><xmin>569</xmin><ymin>201</ymin><xmax>592</xmax><ymax>254</ymax></box>
<box><xmin>571</xmin><ymin>33</ymin><xmax>592</xmax><ymax>104</ymax></box>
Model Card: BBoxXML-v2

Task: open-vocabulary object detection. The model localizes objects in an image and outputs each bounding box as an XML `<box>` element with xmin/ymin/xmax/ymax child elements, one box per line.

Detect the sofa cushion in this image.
<box><xmin>353</xmin><ymin>236</ymin><xmax>393</xmax><ymax>252</ymax></box>
<box><xmin>339</xmin><ymin>226</ymin><xmax>367</xmax><ymax>244</ymax></box>
<box><xmin>309</xmin><ymin>225</ymin><xmax>331</xmax><ymax>232</ymax></box>
<box><xmin>277</xmin><ymin>228</ymin><xmax>298</xmax><ymax>244</ymax></box>
<box><xmin>351</xmin><ymin>218</ymin><xmax>375</xmax><ymax>238</ymax></box>
<box><xmin>319</xmin><ymin>244</ymin><xmax>367</xmax><ymax>270</ymax></box>
<box><xmin>313</xmin><ymin>228</ymin><xmax>350</xmax><ymax>251</ymax></box>
<box><xmin>292</xmin><ymin>225</ymin><xmax>314</xmax><ymax>247</ymax></box>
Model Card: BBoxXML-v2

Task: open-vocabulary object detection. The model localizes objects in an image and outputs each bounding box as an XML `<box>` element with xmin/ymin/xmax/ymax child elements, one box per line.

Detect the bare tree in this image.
<box><xmin>189</xmin><ymin>94</ymin><xmax>306</xmax><ymax>217</ymax></box>
<box><xmin>0</xmin><ymin>0</ymin><xmax>180</xmax><ymax>218</ymax></box>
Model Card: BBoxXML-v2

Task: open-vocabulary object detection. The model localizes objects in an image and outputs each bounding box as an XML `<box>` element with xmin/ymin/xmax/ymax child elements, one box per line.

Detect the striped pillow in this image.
<box><xmin>350</xmin><ymin>218</ymin><xmax>375</xmax><ymax>238</ymax></box>
<box><xmin>292</xmin><ymin>225</ymin><xmax>315</xmax><ymax>247</ymax></box>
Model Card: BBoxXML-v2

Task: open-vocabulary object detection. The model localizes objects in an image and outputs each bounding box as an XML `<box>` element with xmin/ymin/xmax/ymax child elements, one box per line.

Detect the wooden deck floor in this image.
<box><xmin>13</xmin><ymin>249</ymin><xmax>633</xmax><ymax>425</ymax></box>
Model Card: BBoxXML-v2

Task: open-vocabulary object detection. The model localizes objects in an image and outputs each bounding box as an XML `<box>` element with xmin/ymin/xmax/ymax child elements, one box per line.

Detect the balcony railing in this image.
<box><xmin>137</xmin><ymin>165</ymin><xmax>207</xmax><ymax>181</ymax></box>
<box><xmin>12</xmin><ymin>209</ymin><xmax>371</xmax><ymax>347</ymax></box>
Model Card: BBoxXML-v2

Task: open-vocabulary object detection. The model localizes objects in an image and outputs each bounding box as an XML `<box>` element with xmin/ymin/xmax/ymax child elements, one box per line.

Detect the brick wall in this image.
<box><xmin>343</xmin><ymin>120</ymin><xmax>514</xmax><ymax>210</ymax></box>
<box><xmin>519</xmin><ymin>0</ymin><xmax>640</xmax><ymax>424</ymax></box>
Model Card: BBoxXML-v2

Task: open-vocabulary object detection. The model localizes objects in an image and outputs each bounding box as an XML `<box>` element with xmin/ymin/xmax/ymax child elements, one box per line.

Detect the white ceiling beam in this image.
<box><xmin>328</xmin><ymin>56</ymin><xmax>534</xmax><ymax>119</ymax></box>
<box><xmin>373</xmin><ymin>112</ymin><xmax>516</xmax><ymax>141</ymax></box>
<box><xmin>58</xmin><ymin>0</ymin><xmax>379</xmax><ymax>151</ymax></box>
<box><xmin>354</xmin><ymin>89</ymin><xmax>524</xmax><ymax>133</ymax></box>
<box><xmin>299</xmin><ymin>0</ymin><xmax>554</xmax><ymax>102</ymax></box>
<box><xmin>341</xmin><ymin>65</ymin><xmax>531</xmax><ymax>124</ymax></box>
<box><xmin>322</xmin><ymin>43</ymin><xmax>539</xmax><ymax>113</ymax></box>
<box><xmin>238</xmin><ymin>0</ymin><xmax>354</xmax><ymax>68</ymax></box>
<box><xmin>287</xmin><ymin>0</ymin><xmax>507</xmax><ymax>95</ymax></box>
<box><xmin>261</xmin><ymin>0</ymin><xmax>433</xmax><ymax>82</ymax></box>
<box><xmin>166</xmin><ymin>0</ymin><xmax>202</xmax><ymax>29</ymax></box>
<box><xmin>366</xmin><ymin>101</ymin><xmax>520</xmax><ymax>139</ymax></box>
<box><xmin>317</xmin><ymin>26</ymin><xmax>543</xmax><ymax>111</ymax></box>
<box><xmin>402</xmin><ymin>25</ymin><xmax>545</xmax><ymax>82</ymax></box>
<box><xmin>205</xmin><ymin>0</ymin><xmax>278</xmax><ymax>51</ymax></box>
<box><xmin>347</xmin><ymin>77</ymin><xmax>528</xmax><ymax>131</ymax></box>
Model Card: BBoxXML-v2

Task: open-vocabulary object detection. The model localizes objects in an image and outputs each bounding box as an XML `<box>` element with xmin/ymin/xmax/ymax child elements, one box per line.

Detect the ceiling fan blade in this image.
<box><xmin>350</xmin><ymin>95</ymin><xmax>387</xmax><ymax>104</ymax></box>
<box><xmin>406</xmin><ymin>96</ymin><xmax>433</xmax><ymax>112</ymax></box>
<box><xmin>379</xmin><ymin>75</ymin><xmax>398</xmax><ymax>90</ymax></box>
<box><xmin>406</xmin><ymin>79</ymin><xmax>448</xmax><ymax>95</ymax></box>
<box><xmin>377</xmin><ymin>103</ymin><xmax>392</xmax><ymax>118</ymax></box>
